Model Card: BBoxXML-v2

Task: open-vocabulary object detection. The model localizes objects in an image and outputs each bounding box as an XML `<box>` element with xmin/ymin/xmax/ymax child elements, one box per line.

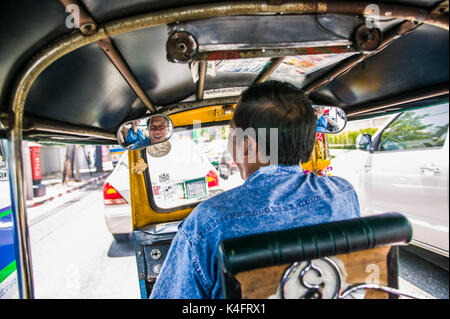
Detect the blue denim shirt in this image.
<box><xmin>150</xmin><ymin>165</ymin><xmax>360</xmax><ymax>299</ymax></box>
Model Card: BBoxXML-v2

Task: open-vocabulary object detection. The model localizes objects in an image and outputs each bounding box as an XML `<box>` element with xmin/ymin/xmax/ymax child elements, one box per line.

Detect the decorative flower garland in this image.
<box><xmin>301</xmin><ymin>133</ymin><xmax>332</xmax><ymax>176</ymax></box>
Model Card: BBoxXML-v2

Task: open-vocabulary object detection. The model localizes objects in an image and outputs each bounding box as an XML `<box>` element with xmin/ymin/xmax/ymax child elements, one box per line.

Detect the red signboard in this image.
<box><xmin>29</xmin><ymin>146</ymin><xmax>42</xmax><ymax>182</ymax></box>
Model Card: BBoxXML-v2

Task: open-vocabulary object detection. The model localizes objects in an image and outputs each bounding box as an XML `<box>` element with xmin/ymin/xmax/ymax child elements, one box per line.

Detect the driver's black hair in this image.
<box><xmin>232</xmin><ymin>81</ymin><xmax>316</xmax><ymax>164</ymax></box>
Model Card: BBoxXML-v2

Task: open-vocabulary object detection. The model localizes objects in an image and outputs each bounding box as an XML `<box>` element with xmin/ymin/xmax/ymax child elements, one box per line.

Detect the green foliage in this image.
<box><xmin>328</xmin><ymin>128</ymin><xmax>378</xmax><ymax>145</ymax></box>
<box><xmin>382</xmin><ymin>112</ymin><xmax>432</xmax><ymax>142</ymax></box>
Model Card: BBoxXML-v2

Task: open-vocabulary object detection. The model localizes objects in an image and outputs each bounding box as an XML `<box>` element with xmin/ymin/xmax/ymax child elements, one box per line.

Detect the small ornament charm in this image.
<box><xmin>131</xmin><ymin>157</ymin><xmax>148</xmax><ymax>175</ymax></box>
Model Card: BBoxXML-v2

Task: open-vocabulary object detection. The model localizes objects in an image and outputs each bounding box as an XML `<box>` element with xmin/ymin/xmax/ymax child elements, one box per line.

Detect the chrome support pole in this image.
<box><xmin>197</xmin><ymin>61</ymin><xmax>207</xmax><ymax>101</ymax></box>
<box><xmin>255</xmin><ymin>57</ymin><xmax>285</xmax><ymax>83</ymax></box>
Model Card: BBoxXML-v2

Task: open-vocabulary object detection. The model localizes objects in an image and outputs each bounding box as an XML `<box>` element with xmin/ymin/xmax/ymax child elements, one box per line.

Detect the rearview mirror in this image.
<box><xmin>356</xmin><ymin>133</ymin><xmax>373</xmax><ymax>151</ymax></box>
<box><xmin>117</xmin><ymin>114</ymin><xmax>173</xmax><ymax>150</ymax></box>
<box><xmin>313</xmin><ymin>105</ymin><xmax>347</xmax><ymax>134</ymax></box>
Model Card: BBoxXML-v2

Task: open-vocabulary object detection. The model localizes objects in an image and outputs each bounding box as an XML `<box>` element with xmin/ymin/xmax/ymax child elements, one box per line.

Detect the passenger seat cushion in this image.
<box><xmin>234</xmin><ymin>246</ymin><xmax>392</xmax><ymax>299</ymax></box>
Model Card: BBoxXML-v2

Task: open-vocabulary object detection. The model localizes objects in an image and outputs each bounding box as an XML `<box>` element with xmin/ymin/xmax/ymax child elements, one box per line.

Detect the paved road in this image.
<box><xmin>29</xmin><ymin>181</ymin><xmax>140</xmax><ymax>299</ymax></box>
<box><xmin>398</xmin><ymin>246</ymin><xmax>448</xmax><ymax>299</ymax></box>
<box><xmin>27</xmin><ymin>179</ymin><xmax>448</xmax><ymax>299</ymax></box>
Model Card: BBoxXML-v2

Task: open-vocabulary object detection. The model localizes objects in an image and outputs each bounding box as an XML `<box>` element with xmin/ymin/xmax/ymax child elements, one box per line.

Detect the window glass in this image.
<box><xmin>378</xmin><ymin>103</ymin><xmax>449</xmax><ymax>152</ymax></box>
<box><xmin>206</xmin><ymin>53</ymin><xmax>357</xmax><ymax>88</ymax></box>
<box><xmin>146</xmin><ymin>124</ymin><xmax>244</xmax><ymax>210</ymax></box>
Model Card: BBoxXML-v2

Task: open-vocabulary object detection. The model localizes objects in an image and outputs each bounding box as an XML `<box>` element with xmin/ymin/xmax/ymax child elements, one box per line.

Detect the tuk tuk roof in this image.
<box><xmin>0</xmin><ymin>0</ymin><xmax>448</xmax><ymax>144</ymax></box>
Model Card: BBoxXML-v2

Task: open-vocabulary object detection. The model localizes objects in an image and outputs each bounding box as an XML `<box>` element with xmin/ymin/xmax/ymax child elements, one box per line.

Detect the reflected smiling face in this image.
<box><xmin>148</xmin><ymin>115</ymin><xmax>169</xmax><ymax>144</ymax></box>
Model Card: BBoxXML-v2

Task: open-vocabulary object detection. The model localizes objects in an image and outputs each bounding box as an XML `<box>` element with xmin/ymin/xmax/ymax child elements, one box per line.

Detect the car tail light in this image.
<box><xmin>103</xmin><ymin>182</ymin><xmax>127</xmax><ymax>205</ymax></box>
<box><xmin>206</xmin><ymin>170</ymin><xmax>219</xmax><ymax>188</ymax></box>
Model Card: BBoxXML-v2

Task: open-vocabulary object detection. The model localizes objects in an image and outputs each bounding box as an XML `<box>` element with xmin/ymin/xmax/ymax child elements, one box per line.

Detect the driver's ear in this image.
<box><xmin>243</xmin><ymin>135</ymin><xmax>258</xmax><ymax>164</ymax></box>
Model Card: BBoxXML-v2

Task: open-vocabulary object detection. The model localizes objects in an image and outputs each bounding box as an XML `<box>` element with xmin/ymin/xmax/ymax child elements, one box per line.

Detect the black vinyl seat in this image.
<box><xmin>219</xmin><ymin>213</ymin><xmax>414</xmax><ymax>299</ymax></box>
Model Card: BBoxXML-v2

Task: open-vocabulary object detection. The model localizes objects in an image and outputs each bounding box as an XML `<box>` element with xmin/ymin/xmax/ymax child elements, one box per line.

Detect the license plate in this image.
<box><xmin>184</xmin><ymin>178</ymin><xmax>207</xmax><ymax>199</ymax></box>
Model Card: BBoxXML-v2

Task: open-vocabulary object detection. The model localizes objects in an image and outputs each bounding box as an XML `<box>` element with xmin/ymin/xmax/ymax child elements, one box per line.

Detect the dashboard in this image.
<box><xmin>133</xmin><ymin>221</ymin><xmax>181</xmax><ymax>297</ymax></box>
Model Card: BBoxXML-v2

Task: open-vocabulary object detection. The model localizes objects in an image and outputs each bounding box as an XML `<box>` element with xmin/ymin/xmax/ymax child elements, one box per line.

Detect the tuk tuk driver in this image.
<box><xmin>150</xmin><ymin>81</ymin><xmax>360</xmax><ymax>299</ymax></box>
<box><xmin>129</xmin><ymin>115</ymin><xmax>169</xmax><ymax>150</ymax></box>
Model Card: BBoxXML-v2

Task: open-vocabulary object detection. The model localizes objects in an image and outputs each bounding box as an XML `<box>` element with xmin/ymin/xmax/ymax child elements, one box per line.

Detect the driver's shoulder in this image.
<box><xmin>303</xmin><ymin>173</ymin><xmax>357</xmax><ymax>197</ymax></box>
<box><xmin>179</xmin><ymin>184</ymin><xmax>250</xmax><ymax>238</ymax></box>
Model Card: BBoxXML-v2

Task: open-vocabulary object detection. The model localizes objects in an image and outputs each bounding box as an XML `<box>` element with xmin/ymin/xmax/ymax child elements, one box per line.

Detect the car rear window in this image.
<box><xmin>145</xmin><ymin>124</ymin><xmax>244</xmax><ymax>211</ymax></box>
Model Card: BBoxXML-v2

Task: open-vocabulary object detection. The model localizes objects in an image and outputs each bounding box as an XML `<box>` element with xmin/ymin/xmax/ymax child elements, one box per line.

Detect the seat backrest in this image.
<box><xmin>218</xmin><ymin>213</ymin><xmax>412</xmax><ymax>299</ymax></box>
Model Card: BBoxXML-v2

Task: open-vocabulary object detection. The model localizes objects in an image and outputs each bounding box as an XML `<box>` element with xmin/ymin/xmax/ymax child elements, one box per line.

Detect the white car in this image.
<box><xmin>103</xmin><ymin>135</ymin><xmax>222</xmax><ymax>241</ymax></box>
<box><xmin>332</xmin><ymin>102</ymin><xmax>449</xmax><ymax>256</ymax></box>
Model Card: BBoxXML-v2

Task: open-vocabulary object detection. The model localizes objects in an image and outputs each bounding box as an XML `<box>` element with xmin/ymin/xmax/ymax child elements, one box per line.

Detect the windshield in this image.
<box><xmin>145</xmin><ymin>123</ymin><xmax>244</xmax><ymax>210</ymax></box>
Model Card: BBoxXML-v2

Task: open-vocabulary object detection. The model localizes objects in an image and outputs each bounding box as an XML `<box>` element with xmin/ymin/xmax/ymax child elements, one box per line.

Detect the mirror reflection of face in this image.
<box><xmin>148</xmin><ymin>115</ymin><xmax>169</xmax><ymax>144</ymax></box>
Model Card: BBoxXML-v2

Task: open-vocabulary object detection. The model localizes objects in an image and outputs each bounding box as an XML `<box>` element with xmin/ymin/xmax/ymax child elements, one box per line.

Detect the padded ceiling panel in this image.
<box><xmin>310</xmin><ymin>24</ymin><xmax>449</xmax><ymax>107</ymax></box>
<box><xmin>25</xmin><ymin>43</ymin><xmax>142</xmax><ymax>131</ymax></box>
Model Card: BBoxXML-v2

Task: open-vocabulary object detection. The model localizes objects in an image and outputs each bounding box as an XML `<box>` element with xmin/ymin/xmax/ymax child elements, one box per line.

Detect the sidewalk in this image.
<box><xmin>27</xmin><ymin>169</ymin><xmax>112</xmax><ymax>209</ymax></box>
